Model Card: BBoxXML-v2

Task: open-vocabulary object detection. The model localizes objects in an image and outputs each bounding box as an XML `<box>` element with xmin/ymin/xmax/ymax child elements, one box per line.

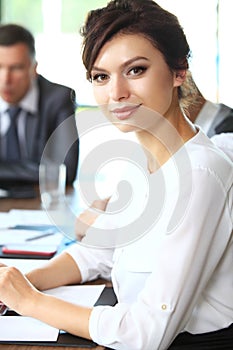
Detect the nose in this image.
<box><xmin>109</xmin><ymin>75</ymin><xmax>130</xmax><ymax>102</ymax></box>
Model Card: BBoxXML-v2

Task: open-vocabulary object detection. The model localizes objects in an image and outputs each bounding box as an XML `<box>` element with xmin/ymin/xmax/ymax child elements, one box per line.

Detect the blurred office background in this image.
<box><xmin>1</xmin><ymin>0</ymin><xmax>232</xmax><ymax>203</ymax></box>
<box><xmin>0</xmin><ymin>0</ymin><xmax>232</xmax><ymax>108</ymax></box>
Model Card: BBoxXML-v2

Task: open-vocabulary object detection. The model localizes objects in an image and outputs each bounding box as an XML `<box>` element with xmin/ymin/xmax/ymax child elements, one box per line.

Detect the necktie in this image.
<box><xmin>6</xmin><ymin>106</ymin><xmax>21</xmax><ymax>160</ymax></box>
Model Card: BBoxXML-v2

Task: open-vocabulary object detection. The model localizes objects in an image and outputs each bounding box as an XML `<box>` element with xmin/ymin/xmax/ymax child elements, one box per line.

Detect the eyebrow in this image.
<box><xmin>91</xmin><ymin>56</ymin><xmax>150</xmax><ymax>73</ymax></box>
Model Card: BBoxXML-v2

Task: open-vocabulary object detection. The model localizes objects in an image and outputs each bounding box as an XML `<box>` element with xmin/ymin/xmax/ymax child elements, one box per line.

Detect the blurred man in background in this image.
<box><xmin>0</xmin><ymin>24</ymin><xmax>79</xmax><ymax>197</ymax></box>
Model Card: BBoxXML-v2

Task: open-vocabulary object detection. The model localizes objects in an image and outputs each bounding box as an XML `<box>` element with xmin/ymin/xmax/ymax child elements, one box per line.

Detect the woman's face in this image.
<box><xmin>90</xmin><ymin>34</ymin><xmax>184</xmax><ymax>132</ymax></box>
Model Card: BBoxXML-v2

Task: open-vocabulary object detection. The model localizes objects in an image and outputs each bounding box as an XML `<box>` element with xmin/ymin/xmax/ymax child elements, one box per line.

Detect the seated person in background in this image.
<box><xmin>0</xmin><ymin>24</ymin><xmax>79</xmax><ymax>194</ymax></box>
<box><xmin>186</xmin><ymin>72</ymin><xmax>233</xmax><ymax>160</ymax></box>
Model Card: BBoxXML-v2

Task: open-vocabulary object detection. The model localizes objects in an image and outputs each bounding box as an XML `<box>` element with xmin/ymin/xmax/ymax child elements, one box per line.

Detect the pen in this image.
<box><xmin>25</xmin><ymin>231</ymin><xmax>56</xmax><ymax>242</ymax></box>
<box><xmin>0</xmin><ymin>301</ymin><xmax>8</xmax><ymax>316</ymax></box>
<box><xmin>64</xmin><ymin>239</ymin><xmax>76</xmax><ymax>246</ymax></box>
<box><xmin>12</xmin><ymin>225</ymin><xmax>57</xmax><ymax>231</ymax></box>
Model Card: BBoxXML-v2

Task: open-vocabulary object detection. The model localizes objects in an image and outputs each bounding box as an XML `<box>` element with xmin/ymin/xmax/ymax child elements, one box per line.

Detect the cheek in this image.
<box><xmin>17</xmin><ymin>78</ymin><xmax>30</xmax><ymax>92</ymax></box>
<box><xmin>93</xmin><ymin>87</ymin><xmax>108</xmax><ymax>105</ymax></box>
<box><xmin>14</xmin><ymin>72</ymin><xmax>28</xmax><ymax>83</ymax></box>
<box><xmin>140</xmin><ymin>79</ymin><xmax>173</xmax><ymax>114</ymax></box>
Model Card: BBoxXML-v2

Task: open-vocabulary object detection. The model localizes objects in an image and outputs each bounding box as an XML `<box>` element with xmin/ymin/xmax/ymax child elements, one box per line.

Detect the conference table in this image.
<box><xmin>0</xmin><ymin>186</ymin><xmax>109</xmax><ymax>350</ymax></box>
<box><xmin>0</xmin><ymin>346</ymin><xmax>105</xmax><ymax>350</ymax></box>
<box><xmin>0</xmin><ymin>185</ymin><xmax>80</xmax><ymax>212</ymax></box>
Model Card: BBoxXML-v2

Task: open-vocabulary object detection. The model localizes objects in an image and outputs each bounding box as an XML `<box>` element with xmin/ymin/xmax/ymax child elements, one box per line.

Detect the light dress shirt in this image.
<box><xmin>0</xmin><ymin>79</ymin><xmax>38</xmax><ymax>158</ymax></box>
<box><xmin>195</xmin><ymin>100</ymin><xmax>220</xmax><ymax>134</ymax></box>
<box><xmin>67</xmin><ymin>129</ymin><xmax>233</xmax><ymax>350</ymax></box>
<box><xmin>195</xmin><ymin>100</ymin><xmax>233</xmax><ymax>162</ymax></box>
<box><xmin>211</xmin><ymin>133</ymin><xmax>233</xmax><ymax>162</ymax></box>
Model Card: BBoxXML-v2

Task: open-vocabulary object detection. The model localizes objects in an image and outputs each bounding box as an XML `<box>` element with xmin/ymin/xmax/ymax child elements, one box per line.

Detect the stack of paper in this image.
<box><xmin>0</xmin><ymin>229</ymin><xmax>63</xmax><ymax>246</ymax></box>
<box><xmin>0</xmin><ymin>284</ymin><xmax>105</xmax><ymax>342</ymax></box>
<box><xmin>0</xmin><ymin>210</ymin><xmax>53</xmax><ymax>229</ymax></box>
<box><xmin>0</xmin><ymin>317</ymin><xmax>59</xmax><ymax>342</ymax></box>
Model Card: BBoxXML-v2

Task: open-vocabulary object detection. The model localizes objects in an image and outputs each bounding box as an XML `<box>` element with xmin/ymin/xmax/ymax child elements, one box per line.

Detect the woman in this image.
<box><xmin>0</xmin><ymin>1</ymin><xmax>232</xmax><ymax>349</ymax></box>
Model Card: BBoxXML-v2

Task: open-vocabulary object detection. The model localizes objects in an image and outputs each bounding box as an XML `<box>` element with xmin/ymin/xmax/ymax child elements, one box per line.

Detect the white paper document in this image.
<box><xmin>0</xmin><ymin>213</ymin><xmax>13</xmax><ymax>229</ymax></box>
<box><xmin>0</xmin><ymin>316</ymin><xmax>59</xmax><ymax>341</ymax></box>
<box><xmin>0</xmin><ymin>209</ymin><xmax>54</xmax><ymax>229</ymax></box>
<box><xmin>44</xmin><ymin>284</ymin><xmax>105</xmax><ymax>307</ymax></box>
<box><xmin>8</xmin><ymin>209</ymin><xmax>53</xmax><ymax>226</ymax></box>
<box><xmin>0</xmin><ymin>284</ymin><xmax>105</xmax><ymax>342</ymax></box>
<box><xmin>0</xmin><ymin>229</ymin><xmax>63</xmax><ymax>246</ymax></box>
<box><xmin>0</xmin><ymin>258</ymin><xmax>48</xmax><ymax>274</ymax></box>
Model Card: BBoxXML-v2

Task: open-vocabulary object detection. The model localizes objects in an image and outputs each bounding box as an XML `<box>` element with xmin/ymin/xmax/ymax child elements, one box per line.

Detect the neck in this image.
<box><xmin>135</xmin><ymin>107</ymin><xmax>196</xmax><ymax>172</ymax></box>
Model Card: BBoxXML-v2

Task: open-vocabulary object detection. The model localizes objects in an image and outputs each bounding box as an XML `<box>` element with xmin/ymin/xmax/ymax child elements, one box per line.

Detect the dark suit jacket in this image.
<box><xmin>0</xmin><ymin>75</ymin><xmax>79</xmax><ymax>187</ymax></box>
<box><xmin>207</xmin><ymin>103</ymin><xmax>233</xmax><ymax>138</ymax></box>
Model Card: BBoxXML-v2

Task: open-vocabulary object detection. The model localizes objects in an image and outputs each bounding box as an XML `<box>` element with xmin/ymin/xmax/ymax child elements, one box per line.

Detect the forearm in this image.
<box><xmin>29</xmin><ymin>292</ymin><xmax>92</xmax><ymax>340</ymax></box>
<box><xmin>26</xmin><ymin>252</ymin><xmax>82</xmax><ymax>290</ymax></box>
<box><xmin>0</xmin><ymin>259</ymin><xmax>90</xmax><ymax>339</ymax></box>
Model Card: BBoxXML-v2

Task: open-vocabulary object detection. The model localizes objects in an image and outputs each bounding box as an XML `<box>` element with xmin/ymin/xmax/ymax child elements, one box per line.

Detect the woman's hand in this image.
<box><xmin>0</xmin><ymin>262</ymin><xmax>92</xmax><ymax>339</ymax></box>
<box><xmin>75</xmin><ymin>197</ymin><xmax>110</xmax><ymax>240</ymax></box>
<box><xmin>0</xmin><ymin>262</ymin><xmax>39</xmax><ymax>316</ymax></box>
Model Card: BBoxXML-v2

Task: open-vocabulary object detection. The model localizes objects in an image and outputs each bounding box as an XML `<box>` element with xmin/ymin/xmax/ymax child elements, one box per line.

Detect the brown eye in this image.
<box><xmin>91</xmin><ymin>73</ymin><xmax>109</xmax><ymax>84</ymax></box>
<box><xmin>128</xmin><ymin>66</ymin><xmax>147</xmax><ymax>76</ymax></box>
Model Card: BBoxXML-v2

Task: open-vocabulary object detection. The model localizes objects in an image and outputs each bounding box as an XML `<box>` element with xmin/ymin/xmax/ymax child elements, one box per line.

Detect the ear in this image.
<box><xmin>173</xmin><ymin>70</ymin><xmax>186</xmax><ymax>87</ymax></box>
<box><xmin>32</xmin><ymin>61</ymin><xmax>38</xmax><ymax>77</ymax></box>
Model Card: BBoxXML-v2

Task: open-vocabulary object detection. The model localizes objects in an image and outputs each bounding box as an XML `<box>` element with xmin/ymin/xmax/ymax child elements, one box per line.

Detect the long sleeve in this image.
<box><xmin>67</xmin><ymin>131</ymin><xmax>232</xmax><ymax>350</ymax></box>
<box><xmin>89</xmin><ymin>133</ymin><xmax>233</xmax><ymax>350</ymax></box>
<box><xmin>66</xmin><ymin>243</ymin><xmax>114</xmax><ymax>283</ymax></box>
<box><xmin>88</xmin><ymin>139</ymin><xmax>233</xmax><ymax>350</ymax></box>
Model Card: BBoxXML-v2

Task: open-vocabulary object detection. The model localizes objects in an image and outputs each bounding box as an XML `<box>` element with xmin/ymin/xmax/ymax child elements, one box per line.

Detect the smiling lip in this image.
<box><xmin>110</xmin><ymin>105</ymin><xmax>141</xmax><ymax>120</ymax></box>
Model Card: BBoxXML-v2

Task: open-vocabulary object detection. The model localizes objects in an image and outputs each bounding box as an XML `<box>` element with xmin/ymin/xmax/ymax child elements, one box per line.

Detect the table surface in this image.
<box><xmin>0</xmin><ymin>346</ymin><xmax>105</xmax><ymax>350</ymax></box>
<box><xmin>0</xmin><ymin>185</ymin><xmax>80</xmax><ymax>212</ymax></box>
<box><xmin>0</xmin><ymin>186</ymin><xmax>107</xmax><ymax>350</ymax></box>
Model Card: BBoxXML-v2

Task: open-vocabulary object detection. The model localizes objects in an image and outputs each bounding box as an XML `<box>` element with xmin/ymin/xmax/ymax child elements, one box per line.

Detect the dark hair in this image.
<box><xmin>81</xmin><ymin>0</ymin><xmax>191</xmax><ymax>80</ymax></box>
<box><xmin>0</xmin><ymin>24</ymin><xmax>36</xmax><ymax>60</ymax></box>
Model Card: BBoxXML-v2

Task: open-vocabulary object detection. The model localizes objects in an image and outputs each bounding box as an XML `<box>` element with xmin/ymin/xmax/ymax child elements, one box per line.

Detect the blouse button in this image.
<box><xmin>161</xmin><ymin>304</ymin><xmax>167</xmax><ymax>310</ymax></box>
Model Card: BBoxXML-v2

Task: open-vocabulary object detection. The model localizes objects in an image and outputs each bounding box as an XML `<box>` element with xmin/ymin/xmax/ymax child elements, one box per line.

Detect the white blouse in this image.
<box><xmin>67</xmin><ymin>130</ymin><xmax>233</xmax><ymax>350</ymax></box>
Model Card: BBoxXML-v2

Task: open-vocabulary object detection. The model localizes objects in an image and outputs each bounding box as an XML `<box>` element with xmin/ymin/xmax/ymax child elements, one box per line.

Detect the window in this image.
<box><xmin>0</xmin><ymin>0</ymin><xmax>107</xmax><ymax>106</ymax></box>
<box><xmin>1</xmin><ymin>0</ymin><xmax>232</xmax><ymax>107</ymax></box>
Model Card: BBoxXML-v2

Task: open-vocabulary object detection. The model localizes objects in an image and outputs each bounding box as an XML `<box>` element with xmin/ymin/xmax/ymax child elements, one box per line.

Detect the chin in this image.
<box><xmin>113</xmin><ymin>122</ymin><xmax>138</xmax><ymax>133</ymax></box>
<box><xmin>2</xmin><ymin>94</ymin><xmax>16</xmax><ymax>104</ymax></box>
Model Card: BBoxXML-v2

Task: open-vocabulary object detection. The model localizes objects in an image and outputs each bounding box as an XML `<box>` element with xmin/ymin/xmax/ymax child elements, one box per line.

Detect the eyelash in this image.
<box><xmin>91</xmin><ymin>65</ymin><xmax>148</xmax><ymax>84</ymax></box>
<box><xmin>91</xmin><ymin>73</ymin><xmax>108</xmax><ymax>82</ymax></box>
<box><xmin>128</xmin><ymin>66</ymin><xmax>147</xmax><ymax>76</ymax></box>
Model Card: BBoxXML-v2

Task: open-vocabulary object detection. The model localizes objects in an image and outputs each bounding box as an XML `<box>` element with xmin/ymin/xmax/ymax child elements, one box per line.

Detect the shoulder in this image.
<box><xmin>37</xmin><ymin>74</ymin><xmax>76</xmax><ymax>107</ymax></box>
<box><xmin>208</xmin><ymin>102</ymin><xmax>233</xmax><ymax>136</ymax></box>
<box><xmin>214</xmin><ymin>103</ymin><xmax>233</xmax><ymax>134</ymax></box>
<box><xmin>199</xmin><ymin>101</ymin><xmax>233</xmax><ymax>137</ymax></box>
<box><xmin>186</xmin><ymin>129</ymin><xmax>233</xmax><ymax>190</ymax></box>
<box><xmin>211</xmin><ymin>132</ymin><xmax>233</xmax><ymax>162</ymax></box>
<box><xmin>37</xmin><ymin>74</ymin><xmax>74</xmax><ymax>95</ymax></box>
<box><xmin>217</xmin><ymin>102</ymin><xmax>233</xmax><ymax>115</ymax></box>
